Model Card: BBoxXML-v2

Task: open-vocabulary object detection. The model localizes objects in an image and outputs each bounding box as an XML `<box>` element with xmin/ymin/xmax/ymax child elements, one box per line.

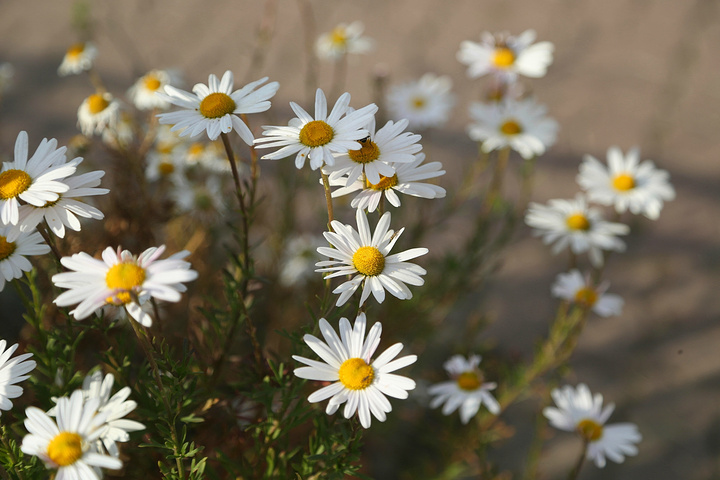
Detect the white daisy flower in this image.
<box><xmin>58</xmin><ymin>42</ymin><xmax>98</xmax><ymax>76</ymax></box>
<box><xmin>52</xmin><ymin>245</ymin><xmax>198</xmax><ymax>327</ymax></box>
<box><xmin>183</xmin><ymin>140</ymin><xmax>231</xmax><ymax>173</ymax></box>
<box><xmin>77</xmin><ymin>92</ymin><xmax>120</xmax><ymax>136</ymax></box>
<box><xmin>279</xmin><ymin>234</ymin><xmax>325</xmax><ymax>288</ymax></box>
<box><xmin>386</xmin><ymin>73</ymin><xmax>455</xmax><ymax>130</ymax></box>
<box><xmin>577</xmin><ymin>147</ymin><xmax>676</xmax><ymax>220</ymax></box>
<box><xmin>551</xmin><ymin>269</ymin><xmax>623</xmax><ymax>317</ymax></box>
<box><xmin>21</xmin><ymin>390</ymin><xmax>123</xmax><ymax>478</ymax></box>
<box><xmin>467</xmin><ymin>98</ymin><xmax>558</xmax><ymax>159</ymax></box>
<box><xmin>293</xmin><ymin>313</ymin><xmax>416</xmax><ymax>429</ymax></box>
<box><xmin>254</xmin><ymin>88</ymin><xmax>378</xmax><ymax>170</ymax></box>
<box><xmin>157</xmin><ymin>70</ymin><xmax>279</xmax><ymax>144</ymax></box>
<box><xmin>101</xmin><ymin>110</ymin><xmax>135</xmax><ymax>150</ymax></box>
<box><xmin>145</xmin><ymin>148</ymin><xmax>186</xmax><ymax>184</ymax></box>
<box><xmin>525</xmin><ymin>195</ymin><xmax>629</xmax><ymax>267</ymax></box>
<box><xmin>428</xmin><ymin>354</ymin><xmax>500</xmax><ymax>424</ymax></box>
<box><xmin>0</xmin><ymin>339</ymin><xmax>36</xmax><ymax>416</ymax></box>
<box><xmin>0</xmin><ymin>131</ymin><xmax>78</xmax><ymax>226</ymax></box>
<box><xmin>457</xmin><ymin>29</ymin><xmax>554</xmax><ymax>82</ymax></box>
<box><xmin>127</xmin><ymin>69</ymin><xmax>179</xmax><ymax>110</ymax></box>
<box><xmin>315</xmin><ymin>21</ymin><xmax>374</xmax><ymax>61</ymax></box>
<box><xmin>543</xmin><ymin>383</ymin><xmax>642</xmax><ymax>468</ymax></box>
<box><xmin>330</xmin><ymin>152</ymin><xmax>446</xmax><ymax>212</ymax></box>
<box><xmin>0</xmin><ymin>227</ymin><xmax>51</xmax><ymax>292</ymax></box>
<box><xmin>315</xmin><ymin>208</ymin><xmax>428</xmax><ymax>307</ymax></box>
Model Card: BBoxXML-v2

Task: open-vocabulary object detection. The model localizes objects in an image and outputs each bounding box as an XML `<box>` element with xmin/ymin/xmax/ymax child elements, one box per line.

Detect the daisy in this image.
<box><xmin>0</xmin><ymin>226</ymin><xmax>51</xmax><ymax>292</ymax></box>
<box><xmin>254</xmin><ymin>88</ymin><xmax>378</xmax><ymax>170</ymax></box>
<box><xmin>21</xmin><ymin>390</ymin><xmax>123</xmax><ymax>479</ymax></box>
<box><xmin>324</xmin><ymin>117</ymin><xmax>422</xmax><ymax>186</ymax></box>
<box><xmin>77</xmin><ymin>92</ymin><xmax>120</xmax><ymax>136</ymax></box>
<box><xmin>525</xmin><ymin>195</ymin><xmax>629</xmax><ymax>267</ymax></box>
<box><xmin>52</xmin><ymin>245</ymin><xmax>198</xmax><ymax>327</ymax></box>
<box><xmin>279</xmin><ymin>234</ymin><xmax>325</xmax><ymax>287</ymax></box>
<box><xmin>293</xmin><ymin>313</ymin><xmax>416</xmax><ymax>428</ymax></box>
<box><xmin>551</xmin><ymin>269</ymin><xmax>623</xmax><ymax>317</ymax></box>
<box><xmin>467</xmin><ymin>98</ymin><xmax>558</xmax><ymax>159</ymax></box>
<box><xmin>577</xmin><ymin>147</ymin><xmax>676</xmax><ymax>220</ymax></box>
<box><xmin>101</xmin><ymin>110</ymin><xmax>135</xmax><ymax>150</ymax></box>
<box><xmin>183</xmin><ymin>140</ymin><xmax>231</xmax><ymax>173</ymax></box>
<box><xmin>330</xmin><ymin>152</ymin><xmax>446</xmax><ymax>212</ymax></box>
<box><xmin>145</xmin><ymin>148</ymin><xmax>186</xmax><ymax>184</ymax></box>
<box><xmin>386</xmin><ymin>73</ymin><xmax>455</xmax><ymax>130</ymax></box>
<box><xmin>127</xmin><ymin>69</ymin><xmax>179</xmax><ymax>110</ymax></box>
<box><xmin>428</xmin><ymin>354</ymin><xmax>500</xmax><ymax>424</ymax></box>
<box><xmin>543</xmin><ymin>383</ymin><xmax>641</xmax><ymax>468</ymax></box>
<box><xmin>157</xmin><ymin>70</ymin><xmax>279</xmax><ymax>144</ymax></box>
<box><xmin>0</xmin><ymin>339</ymin><xmax>36</xmax><ymax>416</ymax></box>
<box><xmin>457</xmin><ymin>29</ymin><xmax>554</xmax><ymax>82</ymax></box>
<box><xmin>315</xmin><ymin>21</ymin><xmax>374</xmax><ymax>61</ymax></box>
<box><xmin>58</xmin><ymin>42</ymin><xmax>98</xmax><ymax>76</ymax></box>
<box><xmin>315</xmin><ymin>208</ymin><xmax>428</xmax><ymax>307</ymax></box>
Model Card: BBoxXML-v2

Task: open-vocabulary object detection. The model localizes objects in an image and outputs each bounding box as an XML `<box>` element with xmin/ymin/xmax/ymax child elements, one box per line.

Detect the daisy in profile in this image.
<box><xmin>22</xmin><ymin>390</ymin><xmax>123</xmax><ymax>479</ymax></box>
<box><xmin>0</xmin><ymin>227</ymin><xmax>51</xmax><ymax>292</ymax></box>
<box><xmin>552</xmin><ymin>270</ymin><xmax>623</xmax><ymax>317</ymax></box>
<box><xmin>52</xmin><ymin>245</ymin><xmax>198</xmax><ymax>327</ymax></box>
<box><xmin>467</xmin><ymin>98</ymin><xmax>558</xmax><ymax>159</ymax></box>
<box><xmin>330</xmin><ymin>152</ymin><xmax>446</xmax><ymax>212</ymax></box>
<box><xmin>525</xmin><ymin>195</ymin><xmax>629</xmax><ymax>267</ymax></box>
<box><xmin>157</xmin><ymin>70</ymin><xmax>279</xmax><ymax>144</ymax></box>
<box><xmin>428</xmin><ymin>354</ymin><xmax>499</xmax><ymax>424</ymax></box>
<box><xmin>58</xmin><ymin>42</ymin><xmax>98</xmax><ymax>76</ymax></box>
<box><xmin>386</xmin><ymin>73</ymin><xmax>455</xmax><ymax>130</ymax></box>
<box><xmin>457</xmin><ymin>30</ymin><xmax>554</xmax><ymax>82</ymax></box>
<box><xmin>543</xmin><ymin>383</ymin><xmax>641</xmax><ymax>468</ymax></box>
<box><xmin>577</xmin><ymin>147</ymin><xmax>676</xmax><ymax>220</ymax></box>
<box><xmin>293</xmin><ymin>313</ymin><xmax>416</xmax><ymax>428</ymax></box>
<box><xmin>77</xmin><ymin>92</ymin><xmax>120</xmax><ymax>136</ymax></box>
<box><xmin>254</xmin><ymin>88</ymin><xmax>378</xmax><ymax>170</ymax></box>
<box><xmin>0</xmin><ymin>339</ymin><xmax>36</xmax><ymax>416</ymax></box>
<box><xmin>316</xmin><ymin>208</ymin><xmax>428</xmax><ymax>307</ymax></box>
<box><xmin>315</xmin><ymin>21</ymin><xmax>374</xmax><ymax>61</ymax></box>
<box><xmin>127</xmin><ymin>69</ymin><xmax>179</xmax><ymax>110</ymax></box>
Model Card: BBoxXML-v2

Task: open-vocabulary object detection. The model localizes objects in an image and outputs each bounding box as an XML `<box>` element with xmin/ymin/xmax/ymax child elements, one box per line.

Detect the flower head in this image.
<box><xmin>77</xmin><ymin>92</ymin><xmax>120</xmax><ymax>136</ymax></box>
<box><xmin>128</xmin><ymin>69</ymin><xmax>180</xmax><ymax>110</ymax></box>
<box><xmin>386</xmin><ymin>73</ymin><xmax>455</xmax><ymax>130</ymax></box>
<box><xmin>0</xmin><ymin>226</ymin><xmax>51</xmax><ymax>292</ymax></box>
<box><xmin>551</xmin><ymin>269</ymin><xmax>623</xmax><ymax>317</ymax></box>
<box><xmin>315</xmin><ymin>21</ymin><xmax>374</xmax><ymax>61</ymax></box>
<box><xmin>58</xmin><ymin>42</ymin><xmax>98</xmax><ymax>76</ymax></box>
<box><xmin>0</xmin><ymin>339</ymin><xmax>36</xmax><ymax>416</ymax></box>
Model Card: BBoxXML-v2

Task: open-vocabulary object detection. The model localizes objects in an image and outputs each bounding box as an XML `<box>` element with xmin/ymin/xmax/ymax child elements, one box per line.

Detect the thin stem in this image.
<box><xmin>86</xmin><ymin>66</ymin><xmax>106</xmax><ymax>93</ymax></box>
<box><xmin>320</xmin><ymin>171</ymin><xmax>335</xmax><ymax>229</ymax></box>
<box><xmin>38</xmin><ymin>221</ymin><xmax>62</xmax><ymax>264</ymax></box>
<box><xmin>378</xmin><ymin>194</ymin><xmax>385</xmax><ymax>216</ymax></box>
<box><xmin>151</xmin><ymin>298</ymin><xmax>163</xmax><ymax>334</ymax></box>
<box><xmin>485</xmin><ymin>146</ymin><xmax>510</xmax><ymax>207</ymax></box>
<box><xmin>566</xmin><ymin>440</ymin><xmax>588</xmax><ymax>480</ymax></box>
<box><xmin>220</xmin><ymin>132</ymin><xmax>244</xmax><ymax>203</ymax></box>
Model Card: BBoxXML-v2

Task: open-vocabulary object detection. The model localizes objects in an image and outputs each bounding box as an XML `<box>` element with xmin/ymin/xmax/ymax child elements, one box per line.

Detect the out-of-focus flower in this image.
<box><xmin>128</xmin><ymin>69</ymin><xmax>180</xmax><ymax>110</ymax></box>
<box><xmin>279</xmin><ymin>234</ymin><xmax>324</xmax><ymax>287</ymax></box>
<box><xmin>315</xmin><ymin>21</ymin><xmax>374</xmax><ymax>61</ymax></box>
<box><xmin>58</xmin><ymin>42</ymin><xmax>98</xmax><ymax>76</ymax></box>
<box><xmin>0</xmin><ymin>339</ymin><xmax>36</xmax><ymax>415</ymax></box>
<box><xmin>386</xmin><ymin>73</ymin><xmax>455</xmax><ymax>130</ymax></box>
<box><xmin>551</xmin><ymin>269</ymin><xmax>623</xmax><ymax>317</ymax></box>
<box><xmin>77</xmin><ymin>92</ymin><xmax>120</xmax><ymax>136</ymax></box>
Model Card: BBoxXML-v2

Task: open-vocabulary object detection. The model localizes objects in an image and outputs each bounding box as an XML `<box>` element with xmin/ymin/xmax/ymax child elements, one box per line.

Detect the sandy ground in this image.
<box><xmin>1</xmin><ymin>1</ymin><xmax>719</xmax><ymax>479</ymax></box>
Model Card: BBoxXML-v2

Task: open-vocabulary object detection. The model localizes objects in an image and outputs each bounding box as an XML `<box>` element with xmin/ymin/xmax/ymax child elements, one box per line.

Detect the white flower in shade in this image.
<box><xmin>52</xmin><ymin>245</ymin><xmax>198</xmax><ymax>327</ymax></box>
<box><xmin>316</xmin><ymin>208</ymin><xmax>428</xmax><ymax>307</ymax></box>
<box><xmin>157</xmin><ymin>70</ymin><xmax>279</xmax><ymax>144</ymax></box>
<box><xmin>279</xmin><ymin>234</ymin><xmax>324</xmax><ymax>287</ymax></box>
<box><xmin>0</xmin><ymin>339</ymin><xmax>36</xmax><ymax>415</ymax></box>
<box><xmin>457</xmin><ymin>30</ymin><xmax>554</xmax><ymax>82</ymax></box>
<box><xmin>428</xmin><ymin>354</ymin><xmax>499</xmax><ymax>424</ymax></box>
<box><xmin>386</xmin><ymin>73</ymin><xmax>455</xmax><ymax>130</ymax></box>
<box><xmin>77</xmin><ymin>92</ymin><xmax>120</xmax><ymax>136</ymax></box>
<box><xmin>127</xmin><ymin>69</ymin><xmax>179</xmax><ymax>110</ymax></box>
<box><xmin>254</xmin><ymin>88</ymin><xmax>378</xmax><ymax>170</ymax></box>
<box><xmin>468</xmin><ymin>98</ymin><xmax>558</xmax><ymax>159</ymax></box>
<box><xmin>0</xmin><ymin>131</ymin><xmax>78</xmax><ymax>226</ymax></box>
<box><xmin>183</xmin><ymin>141</ymin><xmax>231</xmax><ymax>173</ymax></box>
<box><xmin>170</xmin><ymin>176</ymin><xmax>226</xmax><ymax>223</ymax></box>
<box><xmin>0</xmin><ymin>227</ymin><xmax>51</xmax><ymax>292</ymax></box>
<box><xmin>330</xmin><ymin>153</ymin><xmax>446</xmax><ymax>212</ymax></box>
<box><xmin>293</xmin><ymin>313</ymin><xmax>416</xmax><ymax>429</ymax></box>
<box><xmin>21</xmin><ymin>390</ymin><xmax>123</xmax><ymax>478</ymax></box>
<box><xmin>552</xmin><ymin>269</ymin><xmax>623</xmax><ymax>317</ymax></box>
<box><xmin>525</xmin><ymin>195</ymin><xmax>629</xmax><ymax>267</ymax></box>
<box><xmin>101</xmin><ymin>110</ymin><xmax>135</xmax><ymax>150</ymax></box>
<box><xmin>543</xmin><ymin>384</ymin><xmax>641</xmax><ymax>468</ymax></box>
<box><xmin>315</xmin><ymin>21</ymin><xmax>374</xmax><ymax>61</ymax></box>
<box><xmin>577</xmin><ymin>147</ymin><xmax>676</xmax><ymax>220</ymax></box>
<box><xmin>58</xmin><ymin>42</ymin><xmax>98</xmax><ymax>76</ymax></box>
<box><xmin>145</xmin><ymin>149</ymin><xmax>186</xmax><ymax>184</ymax></box>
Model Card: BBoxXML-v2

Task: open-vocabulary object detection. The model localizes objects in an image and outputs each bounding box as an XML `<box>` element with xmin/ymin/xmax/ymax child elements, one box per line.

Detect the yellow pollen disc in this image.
<box><xmin>0</xmin><ymin>236</ymin><xmax>16</xmax><ymax>261</ymax></box>
<box><xmin>143</xmin><ymin>74</ymin><xmax>162</xmax><ymax>91</ymax></box>
<box><xmin>299</xmin><ymin>120</ymin><xmax>334</xmax><ymax>148</ymax></box>
<box><xmin>87</xmin><ymin>94</ymin><xmax>110</xmax><ymax>114</ymax></box>
<box><xmin>566</xmin><ymin>213</ymin><xmax>590</xmax><ymax>231</ymax></box>
<box><xmin>612</xmin><ymin>173</ymin><xmax>635</xmax><ymax>191</ymax></box>
<box><xmin>500</xmin><ymin>119</ymin><xmax>522</xmax><ymax>135</ymax></box>
<box><xmin>188</xmin><ymin>143</ymin><xmax>205</xmax><ymax>156</ymax></box>
<box><xmin>105</xmin><ymin>262</ymin><xmax>146</xmax><ymax>291</ymax></box>
<box><xmin>366</xmin><ymin>174</ymin><xmax>399</xmax><ymax>191</ymax></box>
<box><xmin>0</xmin><ymin>169</ymin><xmax>33</xmax><ymax>200</ymax></box>
<box><xmin>411</xmin><ymin>97</ymin><xmax>426</xmax><ymax>109</ymax></box>
<box><xmin>158</xmin><ymin>162</ymin><xmax>175</xmax><ymax>175</ymax></box>
<box><xmin>456</xmin><ymin>371</ymin><xmax>482</xmax><ymax>391</ymax></box>
<box><xmin>574</xmin><ymin>287</ymin><xmax>598</xmax><ymax>307</ymax></box>
<box><xmin>352</xmin><ymin>246</ymin><xmax>385</xmax><ymax>277</ymax></box>
<box><xmin>66</xmin><ymin>43</ymin><xmax>85</xmax><ymax>58</ymax></box>
<box><xmin>493</xmin><ymin>47</ymin><xmax>516</xmax><ymax>68</ymax></box>
<box><xmin>330</xmin><ymin>27</ymin><xmax>348</xmax><ymax>47</ymax></box>
<box><xmin>577</xmin><ymin>418</ymin><xmax>604</xmax><ymax>442</ymax></box>
<box><xmin>348</xmin><ymin>139</ymin><xmax>380</xmax><ymax>164</ymax></box>
<box><xmin>338</xmin><ymin>358</ymin><xmax>374</xmax><ymax>390</ymax></box>
<box><xmin>199</xmin><ymin>92</ymin><xmax>236</xmax><ymax>119</ymax></box>
<box><xmin>105</xmin><ymin>291</ymin><xmax>132</xmax><ymax>306</ymax></box>
<box><xmin>47</xmin><ymin>432</ymin><xmax>84</xmax><ymax>467</ymax></box>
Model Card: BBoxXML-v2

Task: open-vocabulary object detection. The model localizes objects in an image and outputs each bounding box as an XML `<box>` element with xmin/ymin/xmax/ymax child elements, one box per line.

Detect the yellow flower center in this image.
<box><xmin>66</xmin><ymin>43</ymin><xmax>85</xmax><ymax>59</ymax></box>
<box><xmin>105</xmin><ymin>262</ymin><xmax>146</xmax><ymax>303</ymax></box>
<box><xmin>87</xmin><ymin>94</ymin><xmax>109</xmax><ymax>114</ymax></box>
<box><xmin>574</xmin><ymin>287</ymin><xmax>598</xmax><ymax>307</ymax></box>
<box><xmin>199</xmin><ymin>92</ymin><xmax>236</xmax><ymax>119</ymax></box>
<box><xmin>577</xmin><ymin>418</ymin><xmax>604</xmax><ymax>442</ymax></box>
<box><xmin>493</xmin><ymin>47</ymin><xmax>516</xmax><ymax>68</ymax></box>
<box><xmin>338</xmin><ymin>358</ymin><xmax>374</xmax><ymax>390</ymax></box>
<box><xmin>0</xmin><ymin>236</ymin><xmax>16</xmax><ymax>261</ymax></box>
<box><xmin>0</xmin><ymin>169</ymin><xmax>32</xmax><ymax>200</ymax></box>
<box><xmin>500</xmin><ymin>119</ymin><xmax>522</xmax><ymax>135</ymax></box>
<box><xmin>299</xmin><ymin>120</ymin><xmax>334</xmax><ymax>148</ymax></box>
<box><xmin>456</xmin><ymin>371</ymin><xmax>482</xmax><ymax>391</ymax></box>
<box><xmin>143</xmin><ymin>74</ymin><xmax>162</xmax><ymax>91</ymax></box>
<box><xmin>411</xmin><ymin>96</ymin><xmax>426</xmax><ymax>109</ymax></box>
<box><xmin>47</xmin><ymin>432</ymin><xmax>84</xmax><ymax>467</ymax></box>
<box><xmin>330</xmin><ymin>27</ymin><xmax>348</xmax><ymax>47</ymax></box>
<box><xmin>188</xmin><ymin>143</ymin><xmax>205</xmax><ymax>156</ymax></box>
<box><xmin>566</xmin><ymin>213</ymin><xmax>590</xmax><ymax>231</ymax></box>
<box><xmin>158</xmin><ymin>162</ymin><xmax>175</xmax><ymax>175</ymax></box>
<box><xmin>352</xmin><ymin>246</ymin><xmax>385</xmax><ymax>277</ymax></box>
<box><xmin>366</xmin><ymin>174</ymin><xmax>399</xmax><ymax>191</ymax></box>
<box><xmin>348</xmin><ymin>139</ymin><xmax>380</xmax><ymax>164</ymax></box>
<box><xmin>612</xmin><ymin>173</ymin><xmax>635</xmax><ymax>191</ymax></box>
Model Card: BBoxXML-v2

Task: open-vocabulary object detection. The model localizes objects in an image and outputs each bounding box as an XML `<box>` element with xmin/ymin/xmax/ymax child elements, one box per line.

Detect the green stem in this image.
<box><xmin>566</xmin><ymin>440</ymin><xmax>588</xmax><ymax>480</ymax></box>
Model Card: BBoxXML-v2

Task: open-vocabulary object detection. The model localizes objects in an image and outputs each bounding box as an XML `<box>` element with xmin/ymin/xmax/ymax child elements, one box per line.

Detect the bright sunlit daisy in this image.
<box><xmin>77</xmin><ymin>92</ymin><xmax>120</xmax><ymax>136</ymax></box>
<box><xmin>58</xmin><ymin>42</ymin><xmax>98</xmax><ymax>76</ymax></box>
<box><xmin>128</xmin><ymin>69</ymin><xmax>179</xmax><ymax>110</ymax></box>
<box><xmin>157</xmin><ymin>70</ymin><xmax>279</xmax><ymax>144</ymax></box>
<box><xmin>293</xmin><ymin>313</ymin><xmax>416</xmax><ymax>428</ymax></box>
<box><xmin>551</xmin><ymin>269</ymin><xmax>623</xmax><ymax>317</ymax></box>
<box><xmin>315</xmin><ymin>21</ymin><xmax>374</xmax><ymax>61</ymax></box>
<box><xmin>52</xmin><ymin>245</ymin><xmax>198</xmax><ymax>326</ymax></box>
<box><xmin>316</xmin><ymin>208</ymin><xmax>428</xmax><ymax>307</ymax></box>
<box><xmin>254</xmin><ymin>88</ymin><xmax>378</xmax><ymax>170</ymax></box>
<box><xmin>543</xmin><ymin>383</ymin><xmax>641</xmax><ymax>468</ymax></box>
<box><xmin>577</xmin><ymin>146</ymin><xmax>676</xmax><ymax>220</ymax></box>
<box><xmin>0</xmin><ymin>226</ymin><xmax>51</xmax><ymax>292</ymax></box>
<box><xmin>386</xmin><ymin>73</ymin><xmax>455</xmax><ymax>130</ymax></box>
<box><xmin>0</xmin><ymin>339</ymin><xmax>36</xmax><ymax>416</ymax></box>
